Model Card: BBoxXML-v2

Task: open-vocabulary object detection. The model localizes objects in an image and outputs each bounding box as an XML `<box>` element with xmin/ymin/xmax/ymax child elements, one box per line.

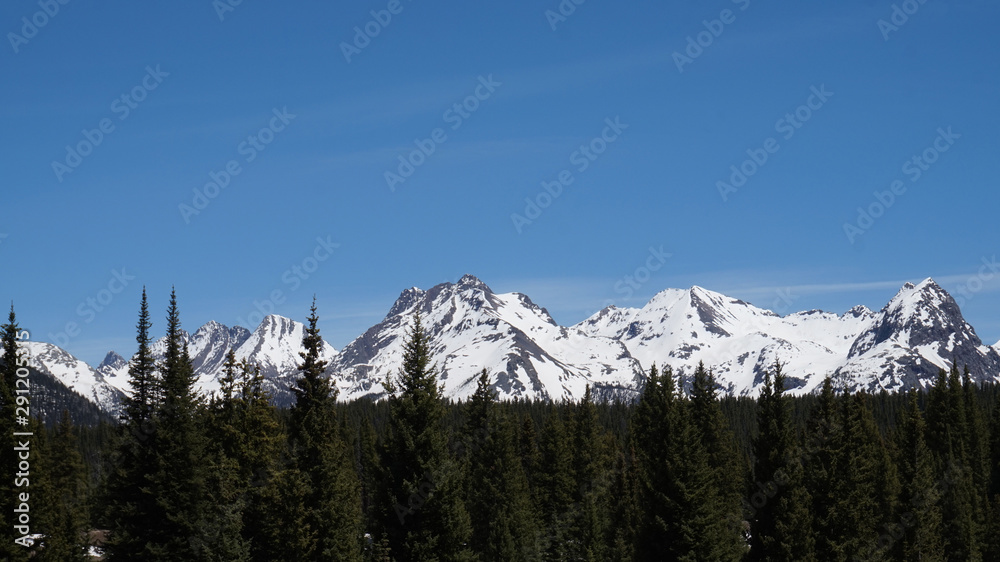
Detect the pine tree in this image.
<box><xmin>356</xmin><ymin>412</ymin><xmax>388</xmax><ymax>560</ymax></box>
<box><xmin>829</xmin><ymin>392</ymin><xmax>899</xmax><ymax>561</ymax></box>
<box><xmin>203</xmin><ymin>350</ymin><xmax>252</xmax><ymax>562</ymax></box>
<box><xmin>634</xmin><ymin>363</ymin><xmax>744</xmax><ymax>561</ymax></box>
<box><xmin>103</xmin><ymin>290</ymin><xmax>167</xmax><ymax>560</ymax></box>
<box><xmin>610</xmin><ymin>439</ymin><xmax>640</xmax><ymax>562</ymax></box>
<box><xmin>0</xmin><ymin>305</ymin><xmax>30</xmax><ymax>561</ymax></box>
<box><xmin>568</xmin><ymin>385</ymin><xmax>613</xmax><ymax>561</ymax></box>
<box><xmin>518</xmin><ymin>415</ymin><xmax>541</xmax><ymax>495</ymax></box>
<box><xmin>381</xmin><ymin>313</ymin><xmax>473</xmax><ymax>560</ymax></box>
<box><xmin>124</xmin><ymin>287</ymin><xmax>157</xmax><ymax>424</ymax></box>
<box><xmin>536</xmin><ymin>403</ymin><xmax>575</xmax><ymax>560</ymax></box>
<box><xmin>925</xmin><ymin>365</ymin><xmax>984</xmax><ymax>560</ymax></box>
<box><xmin>229</xmin><ymin>358</ymin><xmax>288</xmax><ymax>562</ymax></box>
<box><xmin>464</xmin><ymin>369</ymin><xmax>540</xmax><ymax>560</ymax></box>
<box><xmin>286</xmin><ymin>298</ymin><xmax>363</xmax><ymax>560</ymax></box>
<box><xmin>895</xmin><ymin>391</ymin><xmax>945</xmax><ymax>561</ymax></box>
<box><xmin>802</xmin><ymin>377</ymin><xmax>842</xmax><ymax>560</ymax></box>
<box><xmin>749</xmin><ymin>362</ymin><xmax>815</xmax><ymax>561</ymax></box>
<box><xmin>36</xmin><ymin>410</ymin><xmax>91</xmax><ymax>561</ymax></box>
<box><xmin>633</xmin><ymin>363</ymin><xmax>673</xmax><ymax>558</ymax></box>
<box><xmin>689</xmin><ymin>361</ymin><xmax>747</xmax><ymax>558</ymax></box>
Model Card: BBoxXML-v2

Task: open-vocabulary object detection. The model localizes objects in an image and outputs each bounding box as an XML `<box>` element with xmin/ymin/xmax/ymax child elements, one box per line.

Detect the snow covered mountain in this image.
<box><xmin>329</xmin><ymin>274</ymin><xmax>644</xmax><ymax>402</ymax></box>
<box><xmin>574</xmin><ymin>286</ymin><xmax>873</xmax><ymax>394</ymax></box>
<box><xmin>81</xmin><ymin>314</ymin><xmax>335</xmax><ymax>409</ymax></box>
<box><xmin>575</xmin><ymin>278</ymin><xmax>1000</xmax><ymax>395</ymax></box>
<box><xmin>16</xmin><ymin>343</ymin><xmax>127</xmax><ymax>414</ymax></box>
<box><xmin>142</xmin><ymin>314</ymin><xmax>334</xmax><ymax>403</ymax></box>
<box><xmin>836</xmin><ymin>279</ymin><xmax>1000</xmax><ymax>392</ymax></box>
<box><xmin>18</xmin><ymin>275</ymin><xmax>1000</xmax><ymax>414</ymax></box>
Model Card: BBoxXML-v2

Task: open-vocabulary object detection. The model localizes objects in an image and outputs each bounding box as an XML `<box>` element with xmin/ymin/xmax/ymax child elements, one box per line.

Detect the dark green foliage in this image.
<box><xmin>634</xmin><ymin>363</ymin><xmax>744</xmax><ymax>561</ymax></box>
<box><xmin>749</xmin><ymin>362</ymin><xmax>815</xmax><ymax>561</ymax></box>
<box><xmin>286</xmin><ymin>298</ymin><xmax>363</xmax><ymax>560</ymax></box>
<box><xmin>35</xmin><ymin>410</ymin><xmax>91</xmax><ymax>560</ymax></box>
<box><xmin>924</xmin><ymin>366</ymin><xmax>985</xmax><ymax>560</ymax></box>
<box><xmin>464</xmin><ymin>369</ymin><xmax>540</xmax><ymax>560</ymax></box>
<box><xmin>0</xmin><ymin>305</ymin><xmax>31</xmax><ymax>561</ymax></box>
<box><xmin>34</xmin><ymin>289</ymin><xmax>1000</xmax><ymax>560</ymax></box>
<box><xmin>895</xmin><ymin>391</ymin><xmax>945</xmax><ymax>561</ymax></box>
<box><xmin>102</xmin><ymin>290</ymin><xmax>166</xmax><ymax>560</ymax></box>
<box><xmin>689</xmin><ymin>362</ymin><xmax>747</xmax><ymax>558</ymax></box>
<box><xmin>149</xmin><ymin>289</ymin><xmax>216</xmax><ymax>559</ymax></box>
<box><xmin>830</xmin><ymin>392</ymin><xmax>899</xmax><ymax>561</ymax></box>
<box><xmin>380</xmin><ymin>313</ymin><xmax>473</xmax><ymax>560</ymax></box>
<box><xmin>536</xmin><ymin>403</ymin><xmax>575</xmax><ymax>559</ymax></box>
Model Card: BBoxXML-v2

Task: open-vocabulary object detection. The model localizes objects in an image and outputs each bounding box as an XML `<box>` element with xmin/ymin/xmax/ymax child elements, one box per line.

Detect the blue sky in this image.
<box><xmin>2</xmin><ymin>0</ymin><xmax>999</xmax><ymax>366</ymax></box>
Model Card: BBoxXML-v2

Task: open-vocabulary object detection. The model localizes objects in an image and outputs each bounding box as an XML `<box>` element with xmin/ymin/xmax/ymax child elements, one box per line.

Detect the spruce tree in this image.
<box><xmin>103</xmin><ymin>290</ymin><xmax>167</xmax><ymax>560</ymax></box>
<box><xmin>232</xmin><ymin>358</ymin><xmax>287</xmax><ymax>562</ymax></box>
<box><xmin>464</xmin><ymin>369</ymin><xmax>540</xmax><ymax>560</ymax></box>
<box><xmin>36</xmin><ymin>410</ymin><xmax>91</xmax><ymax>561</ymax></box>
<box><xmin>830</xmin><ymin>392</ymin><xmax>899</xmax><ymax>561</ymax></box>
<box><xmin>0</xmin><ymin>305</ymin><xmax>30</xmax><ymax>561</ymax></box>
<box><xmin>925</xmin><ymin>365</ymin><xmax>984</xmax><ymax>560</ymax></box>
<box><xmin>286</xmin><ymin>298</ymin><xmax>363</xmax><ymax>560</ymax></box>
<box><xmin>203</xmin><ymin>350</ymin><xmax>251</xmax><ymax>562</ymax></box>
<box><xmin>689</xmin><ymin>361</ymin><xmax>747</xmax><ymax>558</ymax></box>
<box><xmin>802</xmin><ymin>377</ymin><xmax>842</xmax><ymax>560</ymax></box>
<box><xmin>381</xmin><ymin>313</ymin><xmax>473</xmax><ymax>560</ymax></box>
<box><xmin>610</xmin><ymin>439</ymin><xmax>640</xmax><ymax>561</ymax></box>
<box><xmin>568</xmin><ymin>385</ymin><xmax>613</xmax><ymax>561</ymax></box>
<box><xmin>895</xmin><ymin>391</ymin><xmax>945</xmax><ymax>561</ymax></box>
<box><xmin>536</xmin><ymin>403</ymin><xmax>575</xmax><ymax>560</ymax></box>
<box><xmin>749</xmin><ymin>362</ymin><xmax>815</xmax><ymax>561</ymax></box>
<box><xmin>124</xmin><ymin>287</ymin><xmax>157</xmax><ymax>424</ymax></box>
<box><xmin>634</xmin><ymin>363</ymin><xmax>743</xmax><ymax>561</ymax></box>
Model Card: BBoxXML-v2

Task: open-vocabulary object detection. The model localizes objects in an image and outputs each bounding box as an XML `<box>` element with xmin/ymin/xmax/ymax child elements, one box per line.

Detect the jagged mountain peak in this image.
<box><xmin>328</xmin><ymin>274</ymin><xmax>641</xmax><ymax>402</ymax></box>
<box><xmin>98</xmin><ymin>350</ymin><xmax>127</xmax><ymax>370</ymax></box>
<box><xmin>197</xmin><ymin>319</ymin><xmax>227</xmax><ymax>332</ymax></box>
<box><xmin>388</xmin><ymin>287</ymin><xmax>426</xmax><ymax>317</ymax></box>
<box><xmin>26</xmin><ymin>276</ymin><xmax>1000</xmax><ymax>414</ymax></box>
<box><xmin>455</xmin><ymin>273</ymin><xmax>491</xmax><ymax>292</ymax></box>
<box><xmin>837</xmin><ymin>278</ymin><xmax>1000</xmax><ymax>392</ymax></box>
<box><xmin>846</xmin><ymin>304</ymin><xmax>874</xmax><ymax>318</ymax></box>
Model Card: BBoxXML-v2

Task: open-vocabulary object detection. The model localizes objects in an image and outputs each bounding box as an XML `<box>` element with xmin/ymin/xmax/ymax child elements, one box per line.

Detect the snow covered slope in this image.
<box><xmin>18</xmin><ymin>342</ymin><xmax>127</xmax><ymax>414</ymax></box>
<box><xmin>575</xmin><ymin>286</ymin><xmax>874</xmax><ymax>394</ymax></box>
<box><xmin>23</xmin><ymin>275</ymin><xmax>1000</xmax><ymax>412</ymax></box>
<box><xmin>575</xmin><ymin>278</ymin><xmax>1000</xmax><ymax>395</ymax></box>
<box><xmin>328</xmin><ymin>274</ymin><xmax>643</xmax><ymax>402</ymax></box>
<box><xmin>835</xmin><ymin>279</ymin><xmax>1000</xmax><ymax>392</ymax></box>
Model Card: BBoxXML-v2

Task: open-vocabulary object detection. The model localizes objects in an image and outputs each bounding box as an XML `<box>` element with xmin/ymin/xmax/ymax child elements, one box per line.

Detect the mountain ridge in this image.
<box><xmin>16</xmin><ymin>275</ymin><xmax>1000</xmax><ymax>413</ymax></box>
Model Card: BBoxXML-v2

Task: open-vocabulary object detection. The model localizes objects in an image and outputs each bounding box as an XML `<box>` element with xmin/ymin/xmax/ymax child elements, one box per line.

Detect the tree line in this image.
<box><xmin>2</xmin><ymin>290</ymin><xmax>1000</xmax><ymax>560</ymax></box>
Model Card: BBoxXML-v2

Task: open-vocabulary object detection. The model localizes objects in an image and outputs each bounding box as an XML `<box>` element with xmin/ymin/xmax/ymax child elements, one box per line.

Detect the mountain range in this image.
<box><xmin>7</xmin><ymin>275</ymin><xmax>1000</xmax><ymax>416</ymax></box>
